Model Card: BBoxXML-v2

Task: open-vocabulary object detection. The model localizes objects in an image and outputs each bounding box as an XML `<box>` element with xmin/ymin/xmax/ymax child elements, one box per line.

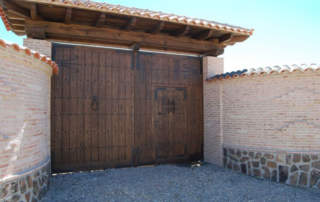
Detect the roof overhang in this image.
<box><xmin>0</xmin><ymin>0</ymin><xmax>254</xmax><ymax>56</ymax></box>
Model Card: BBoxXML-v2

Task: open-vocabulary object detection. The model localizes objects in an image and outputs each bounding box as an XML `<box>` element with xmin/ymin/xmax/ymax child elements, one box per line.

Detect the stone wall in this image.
<box><xmin>203</xmin><ymin>60</ymin><xmax>320</xmax><ymax>189</ymax></box>
<box><xmin>224</xmin><ymin>147</ymin><xmax>320</xmax><ymax>189</ymax></box>
<box><xmin>0</xmin><ymin>39</ymin><xmax>56</xmax><ymax>201</ymax></box>
<box><xmin>0</xmin><ymin>163</ymin><xmax>50</xmax><ymax>202</ymax></box>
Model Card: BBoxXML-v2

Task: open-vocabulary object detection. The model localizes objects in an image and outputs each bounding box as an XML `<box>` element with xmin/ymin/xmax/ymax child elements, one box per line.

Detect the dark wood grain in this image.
<box><xmin>51</xmin><ymin>44</ymin><xmax>203</xmax><ymax>172</ymax></box>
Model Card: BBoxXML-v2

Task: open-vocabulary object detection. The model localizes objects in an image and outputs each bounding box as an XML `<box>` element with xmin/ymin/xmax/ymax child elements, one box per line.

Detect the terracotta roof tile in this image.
<box><xmin>207</xmin><ymin>64</ymin><xmax>320</xmax><ymax>81</ymax></box>
<box><xmin>0</xmin><ymin>6</ymin><xmax>10</xmax><ymax>31</ymax></box>
<box><xmin>0</xmin><ymin>39</ymin><xmax>59</xmax><ymax>75</ymax></box>
<box><xmin>18</xmin><ymin>0</ymin><xmax>253</xmax><ymax>35</ymax></box>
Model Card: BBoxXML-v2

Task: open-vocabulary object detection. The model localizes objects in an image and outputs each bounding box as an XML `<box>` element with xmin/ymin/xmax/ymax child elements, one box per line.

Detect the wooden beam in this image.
<box><xmin>194</xmin><ymin>30</ymin><xmax>215</xmax><ymax>40</ymax></box>
<box><xmin>173</xmin><ymin>25</ymin><xmax>191</xmax><ymax>37</ymax></box>
<box><xmin>25</xmin><ymin>23</ymin><xmax>46</xmax><ymax>39</ymax></box>
<box><xmin>123</xmin><ymin>17</ymin><xmax>136</xmax><ymax>30</ymax></box>
<box><xmin>11</xmin><ymin>24</ymin><xmax>25</xmax><ymax>31</ymax></box>
<box><xmin>1</xmin><ymin>0</ymin><xmax>30</xmax><ymax>19</ymax></box>
<box><xmin>130</xmin><ymin>43</ymin><xmax>140</xmax><ymax>51</ymax></box>
<box><xmin>218</xmin><ymin>33</ymin><xmax>232</xmax><ymax>43</ymax></box>
<box><xmin>96</xmin><ymin>13</ymin><xmax>106</xmax><ymax>27</ymax></box>
<box><xmin>6</xmin><ymin>12</ymin><xmax>25</xmax><ymax>20</ymax></box>
<box><xmin>25</xmin><ymin>20</ymin><xmax>223</xmax><ymax>54</ymax></box>
<box><xmin>12</xmin><ymin>30</ymin><xmax>26</xmax><ymax>36</ymax></box>
<box><xmin>201</xmin><ymin>48</ymin><xmax>224</xmax><ymax>57</ymax></box>
<box><xmin>149</xmin><ymin>21</ymin><xmax>165</xmax><ymax>34</ymax></box>
<box><xmin>30</xmin><ymin>4</ymin><xmax>37</xmax><ymax>20</ymax></box>
<box><xmin>65</xmin><ymin>8</ymin><xmax>72</xmax><ymax>24</ymax></box>
<box><xmin>7</xmin><ymin>19</ymin><xmax>25</xmax><ymax>25</ymax></box>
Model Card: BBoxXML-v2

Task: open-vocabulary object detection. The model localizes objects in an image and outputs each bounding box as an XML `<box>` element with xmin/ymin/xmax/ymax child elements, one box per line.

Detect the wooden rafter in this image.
<box><xmin>195</xmin><ymin>30</ymin><xmax>215</xmax><ymax>40</ymax></box>
<box><xmin>149</xmin><ymin>21</ymin><xmax>165</xmax><ymax>34</ymax></box>
<box><xmin>30</xmin><ymin>4</ymin><xmax>37</xmax><ymax>20</ymax></box>
<box><xmin>6</xmin><ymin>12</ymin><xmax>25</xmax><ymax>20</ymax></box>
<box><xmin>1</xmin><ymin>0</ymin><xmax>30</xmax><ymax>19</ymax></box>
<box><xmin>123</xmin><ymin>17</ymin><xmax>137</xmax><ymax>30</ymax></box>
<box><xmin>9</xmin><ymin>19</ymin><xmax>25</xmax><ymax>26</ymax></box>
<box><xmin>201</xmin><ymin>48</ymin><xmax>224</xmax><ymax>57</ymax></box>
<box><xmin>96</xmin><ymin>13</ymin><xmax>106</xmax><ymax>27</ymax></box>
<box><xmin>65</xmin><ymin>8</ymin><xmax>72</xmax><ymax>24</ymax></box>
<box><xmin>218</xmin><ymin>33</ymin><xmax>232</xmax><ymax>43</ymax></box>
<box><xmin>173</xmin><ymin>25</ymin><xmax>191</xmax><ymax>37</ymax></box>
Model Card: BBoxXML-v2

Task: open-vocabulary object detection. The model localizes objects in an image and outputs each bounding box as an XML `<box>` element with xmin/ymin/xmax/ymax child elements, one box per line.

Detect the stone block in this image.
<box><xmin>299</xmin><ymin>172</ymin><xmax>308</xmax><ymax>186</ymax></box>
<box><xmin>299</xmin><ymin>165</ymin><xmax>310</xmax><ymax>172</ymax></box>
<box><xmin>241</xmin><ymin>164</ymin><xmax>247</xmax><ymax>174</ymax></box>
<box><xmin>278</xmin><ymin>165</ymin><xmax>289</xmax><ymax>183</ymax></box>
<box><xmin>293</xmin><ymin>154</ymin><xmax>301</xmax><ymax>163</ymax></box>
<box><xmin>252</xmin><ymin>161</ymin><xmax>260</xmax><ymax>168</ymax></box>
<box><xmin>289</xmin><ymin>173</ymin><xmax>299</xmax><ymax>185</ymax></box>
<box><xmin>291</xmin><ymin>165</ymin><xmax>298</xmax><ymax>173</ymax></box>
<box><xmin>310</xmin><ymin>169</ymin><xmax>320</xmax><ymax>187</ymax></box>
<box><xmin>302</xmin><ymin>154</ymin><xmax>311</xmax><ymax>163</ymax></box>
<box><xmin>263</xmin><ymin>167</ymin><xmax>270</xmax><ymax>179</ymax></box>
<box><xmin>264</xmin><ymin>153</ymin><xmax>274</xmax><ymax>160</ymax></box>
<box><xmin>240</xmin><ymin>157</ymin><xmax>249</xmax><ymax>163</ymax></box>
<box><xmin>267</xmin><ymin>161</ymin><xmax>277</xmax><ymax>169</ymax></box>
<box><xmin>271</xmin><ymin>170</ymin><xmax>277</xmax><ymax>181</ymax></box>
<box><xmin>311</xmin><ymin>155</ymin><xmax>318</xmax><ymax>161</ymax></box>
<box><xmin>312</xmin><ymin>161</ymin><xmax>320</xmax><ymax>170</ymax></box>
<box><xmin>253</xmin><ymin>169</ymin><xmax>261</xmax><ymax>177</ymax></box>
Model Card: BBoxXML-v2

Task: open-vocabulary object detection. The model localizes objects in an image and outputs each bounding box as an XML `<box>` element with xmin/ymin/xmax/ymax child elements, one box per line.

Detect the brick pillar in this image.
<box><xmin>203</xmin><ymin>56</ymin><xmax>224</xmax><ymax>166</ymax></box>
<box><xmin>23</xmin><ymin>38</ymin><xmax>52</xmax><ymax>58</ymax></box>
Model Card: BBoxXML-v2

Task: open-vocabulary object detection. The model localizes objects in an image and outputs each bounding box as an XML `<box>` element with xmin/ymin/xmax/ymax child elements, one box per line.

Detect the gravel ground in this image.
<box><xmin>41</xmin><ymin>163</ymin><xmax>320</xmax><ymax>202</ymax></box>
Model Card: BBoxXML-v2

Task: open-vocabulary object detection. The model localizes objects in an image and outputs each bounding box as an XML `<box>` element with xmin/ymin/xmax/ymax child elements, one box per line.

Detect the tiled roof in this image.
<box><xmin>207</xmin><ymin>64</ymin><xmax>320</xmax><ymax>81</ymax></box>
<box><xmin>0</xmin><ymin>6</ymin><xmax>10</xmax><ymax>31</ymax></box>
<box><xmin>19</xmin><ymin>0</ymin><xmax>253</xmax><ymax>35</ymax></box>
<box><xmin>0</xmin><ymin>39</ymin><xmax>59</xmax><ymax>75</ymax></box>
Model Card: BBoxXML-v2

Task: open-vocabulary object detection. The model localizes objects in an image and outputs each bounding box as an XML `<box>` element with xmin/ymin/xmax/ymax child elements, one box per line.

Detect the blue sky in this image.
<box><xmin>0</xmin><ymin>0</ymin><xmax>319</xmax><ymax>72</ymax></box>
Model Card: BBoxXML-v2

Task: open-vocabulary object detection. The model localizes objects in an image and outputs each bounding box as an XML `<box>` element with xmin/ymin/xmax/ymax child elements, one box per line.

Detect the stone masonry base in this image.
<box><xmin>0</xmin><ymin>162</ymin><xmax>50</xmax><ymax>202</ymax></box>
<box><xmin>223</xmin><ymin>146</ymin><xmax>320</xmax><ymax>189</ymax></box>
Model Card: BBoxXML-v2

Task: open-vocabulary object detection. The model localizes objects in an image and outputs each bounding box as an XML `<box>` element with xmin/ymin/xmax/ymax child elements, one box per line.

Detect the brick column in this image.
<box><xmin>23</xmin><ymin>38</ymin><xmax>52</xmax><ymax>58</ymax></box>
<box><xmin>203</xmin><ymin>56</ymin><xmax>224</xmax><ymax>166</ymax></box>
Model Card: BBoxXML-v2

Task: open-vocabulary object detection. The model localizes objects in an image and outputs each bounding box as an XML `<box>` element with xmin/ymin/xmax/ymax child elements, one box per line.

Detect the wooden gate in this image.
<box><xmin>51</xmin><ymin>43</ymin><xmax>203</xmax><ymax>172</ymax></box>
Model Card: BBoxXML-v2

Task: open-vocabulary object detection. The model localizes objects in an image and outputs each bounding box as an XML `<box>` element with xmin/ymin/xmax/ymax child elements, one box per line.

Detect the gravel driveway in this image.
<box><xmin>41</xmin><ymin>163</ymin><xmax>320</xmax><ymax>202</ymax></box>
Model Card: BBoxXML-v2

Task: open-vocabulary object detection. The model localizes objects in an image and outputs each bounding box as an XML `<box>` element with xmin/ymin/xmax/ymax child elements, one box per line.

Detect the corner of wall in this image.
<box><xmin>203</xmin><ymin>56</ymin><xmax>224</xmax><ymax>167</ymax></box>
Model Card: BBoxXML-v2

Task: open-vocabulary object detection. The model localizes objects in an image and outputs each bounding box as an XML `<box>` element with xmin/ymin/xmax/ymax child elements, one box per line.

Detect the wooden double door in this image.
<box><xmin>51</xmin><ymin>43</ymin><xmax>203</xmax><ymax>172</ymax></box>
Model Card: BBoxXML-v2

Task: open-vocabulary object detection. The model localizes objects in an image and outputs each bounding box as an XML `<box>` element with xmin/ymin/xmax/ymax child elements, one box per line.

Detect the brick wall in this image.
<box><xmin>219</xmin><ymin>72</ymin><xmax>320</xmax><ymax>152</ymax></box>
<box><xmin>23</xmin><ymin>38</ymin><xmax>52</xmax><ymax>58</ymax></box>
<box><xmin>0</xmin><ymin>39</ymin><xmax>53</xmax><ymax>201</ymax></box>
<box><xmin>203</xmin><ymin>64</ymin><xmax>320</xmax><ymax>188</ymax></box>
<box><xmin>203</xmin><ymin>56</ymin><xmax>224</xmax><ymax>166</ymax></box>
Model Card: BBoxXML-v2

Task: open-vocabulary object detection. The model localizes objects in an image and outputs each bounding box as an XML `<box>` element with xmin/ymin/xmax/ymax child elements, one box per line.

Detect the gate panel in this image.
<box><xmin>51</xmin><ymin>44</ymin><xmax>134</xmax><ymax>172</ymax></box>
<box><xmin>52</xmin><ymin>44</ymin><xmax>203</xmax><ymax>172</ymax></box>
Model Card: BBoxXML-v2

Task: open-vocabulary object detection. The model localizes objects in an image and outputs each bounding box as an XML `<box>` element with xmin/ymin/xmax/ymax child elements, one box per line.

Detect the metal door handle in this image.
<box><xmin>91</xmin><ymin>96</ymin><xmax>99</xmax><ymax>111</ymax></box>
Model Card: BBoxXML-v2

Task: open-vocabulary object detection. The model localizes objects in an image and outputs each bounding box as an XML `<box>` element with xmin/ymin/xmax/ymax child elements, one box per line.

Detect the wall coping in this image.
<box><xmin>0</xmin><ymin>39</ymin><xmax>59</xmax><ymax>75</ymax></box>
<box><xmin>207</xmin><ymin>64</ymin><xmax>320</xmax><ymax>81</ymax></box>
<box><xmin>223</xmin><ymin>144</ymin><xmax>320</xmax><ymax>154</ymax></box>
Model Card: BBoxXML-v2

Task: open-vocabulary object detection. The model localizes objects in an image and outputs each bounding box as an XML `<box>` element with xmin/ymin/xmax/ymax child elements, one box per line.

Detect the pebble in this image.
<box><xmin>41</xmin><ymin>164</ymin><xmax>320</xmax><ymax>202</ymax></box>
